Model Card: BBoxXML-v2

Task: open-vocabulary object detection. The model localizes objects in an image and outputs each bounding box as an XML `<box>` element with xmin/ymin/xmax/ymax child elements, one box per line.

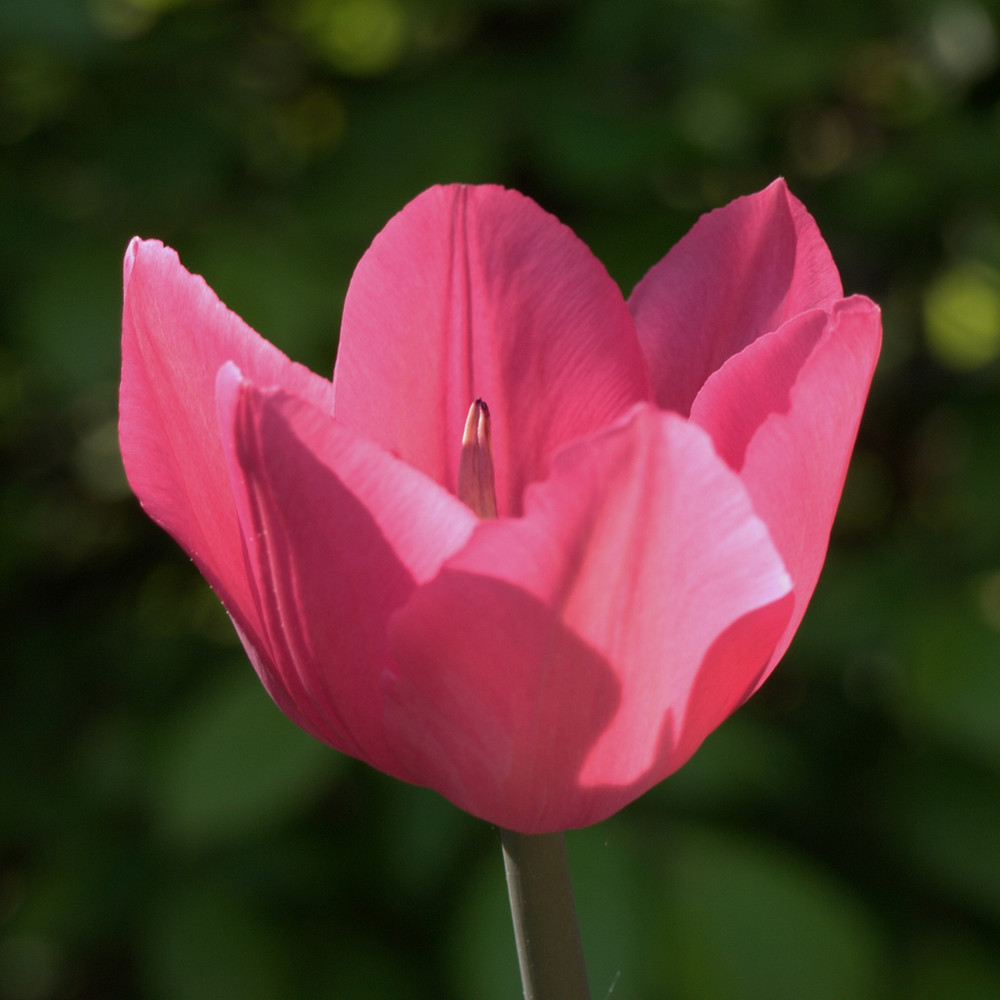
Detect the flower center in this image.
<box><xmin>457</xmin><ymin>399</ymin><xmax>498</xmax><ymax>519</ymax></box>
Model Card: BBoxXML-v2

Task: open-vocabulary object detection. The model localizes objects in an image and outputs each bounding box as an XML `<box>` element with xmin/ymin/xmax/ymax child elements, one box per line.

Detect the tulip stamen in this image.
<box><xmin>457</xmin><ymin>398</ymin><xmax>498</xmax><ymax>519</ymax></box>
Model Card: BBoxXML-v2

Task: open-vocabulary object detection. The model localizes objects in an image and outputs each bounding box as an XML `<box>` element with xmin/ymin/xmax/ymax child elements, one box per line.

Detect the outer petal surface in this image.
<box><xmin>332</xmin><ymin>184</ymin><xmax>653</xmax><ymax>515</ymax></box>
<box><xmin>216</xmin><ymin>366</ymin><xmax>479</xmax><ymax>776</ymax></box>
<box><xmin>119</xmin><ymin>239</ymin><xmax>336</xmax><ymax>649</ymax></box>
<box><xmin>386</xmin><ymin>407</ymin><xmax>794</xmax><ymax>832</ymax></box>
<box><xmin>691</xmin><ymin>296</ymin><xmax>882</xmax><ymax>676</ymax></box>
<box><xmin>630</xmin><ymin>179</ymin><xmax>844</xmax><ymax>416</ymax></box>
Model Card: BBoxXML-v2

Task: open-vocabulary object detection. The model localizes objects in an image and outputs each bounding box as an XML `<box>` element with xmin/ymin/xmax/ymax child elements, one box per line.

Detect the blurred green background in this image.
<box><xmin>3</xmin><ymin>0</ymin><xmax>1000</xmax><ymax>997</ymax></box>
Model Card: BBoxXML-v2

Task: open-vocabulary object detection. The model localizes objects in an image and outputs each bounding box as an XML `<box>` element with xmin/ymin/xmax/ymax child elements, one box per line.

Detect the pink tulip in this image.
<box><xmin>120</xmin><ymin>180</ymin><xmax>880</xmax><ymax>833</ymax></box>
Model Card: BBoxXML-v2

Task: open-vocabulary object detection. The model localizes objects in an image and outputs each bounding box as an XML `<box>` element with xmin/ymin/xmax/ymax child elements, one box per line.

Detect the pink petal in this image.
<box><xmin>629</xmin><ymin>179</ymin><xmax>844</xmax><ymax>416</ymax></box>
<box><xmin>386</xmin><ymin>407</ymin><xmax>794</xmax><ymax>832</ymax></box>
<box><xmin>332</xmin><ymin>184</ymin><xmax>653</xmax><ymax>516</ymax></box>
<box><xmin>119</xmin><ymin>239</ymin><xmax>336</xmax><ymax>646</ymax></box>
<box><xmin>691</xmin><ymin>295</ymin><xmax>882</xmax><ymax>675</ymax></box>
<box><xmin>215</xmin><ymin>365</ymin><xmax>479</xmax><ymax>776</ymax></box>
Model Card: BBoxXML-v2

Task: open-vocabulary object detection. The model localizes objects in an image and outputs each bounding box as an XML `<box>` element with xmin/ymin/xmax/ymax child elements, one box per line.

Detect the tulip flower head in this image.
<box><xmin>119</xmin><ymin>181</ymin><xmax>880</xmax><ymax>833</ymax></box>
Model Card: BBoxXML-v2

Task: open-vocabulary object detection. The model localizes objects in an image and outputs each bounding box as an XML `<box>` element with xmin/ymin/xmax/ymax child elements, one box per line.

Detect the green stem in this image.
<box><xmin>500</xmin><ymin>829</ymin><xmax>591</xmax><ymax>1000</ymax></box>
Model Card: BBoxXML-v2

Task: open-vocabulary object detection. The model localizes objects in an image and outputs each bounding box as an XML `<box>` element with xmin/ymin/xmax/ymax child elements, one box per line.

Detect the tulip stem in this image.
<box><xmin>500</xmin><ymin>829</ymin><xmax>591</xmax><ymax>1000</ymax></box>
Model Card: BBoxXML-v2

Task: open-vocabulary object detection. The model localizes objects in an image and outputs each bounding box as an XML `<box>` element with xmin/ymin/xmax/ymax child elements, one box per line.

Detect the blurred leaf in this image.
<box><xmin>0</xmin><ymin>0</ymin><xmax>100</xmax><ymax>49</ymax></box>
<box><xmin>876</xmin><ymin>753</ymin><xmax>1000</xmax><ymax>923</ymax></box>
<box><xmin>375</xmin><ymin>778</ymin><xmax>477</xmax><ymax>902</ymax></box>
<box><xmin>901</xmin><ymin>585</ymin><xmax>1000</xmax><ymax>771</ymax></box>
<box><xmin>312</xmin><ymin>931</ymin><xmax>425</xmax><ymax>1000</ymax></box>
<box><xmin>14</xmin><ymin>238</ymin><xmax>122</xmax><ymax>391</ymax></box>
<box><xmin>142</xmin><ymin>879</ymin><xmax>292</xmax><ymax>1000</ymax></box>
<box><xmin>904</xmin><ymin>928</ymin><xmax>1000</xmax><ymax>1000</ymax></box>
<box><xmin>151</xmin><ymin>668</ymin><xmax>341</xmax><ymax>848</ymax></box>
<box><xmin>445</xmin><ymin>842</ymin><xmax>521</xmax><ymax>1000</ymax></box>
<box><xmin>658</xmin><ymin>823</ymin><xmax>888</xmax><ymax>1000</ymax></box>
<box><xmin>569</xmin><ymin>821</ymin><xmax>653</xmax><ymax>999</ymax></box>
<box><xmin>652</xmin><ymin>713</ymin><xmax>813</xmax><ymax>813</ymax></box>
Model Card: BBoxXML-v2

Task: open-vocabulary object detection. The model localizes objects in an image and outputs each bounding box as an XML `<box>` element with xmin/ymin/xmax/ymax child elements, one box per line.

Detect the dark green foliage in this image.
<box><xmin>3</xmin><ymin>0</ymin><xmax>1000</xmax><ymax>996</ymax></box>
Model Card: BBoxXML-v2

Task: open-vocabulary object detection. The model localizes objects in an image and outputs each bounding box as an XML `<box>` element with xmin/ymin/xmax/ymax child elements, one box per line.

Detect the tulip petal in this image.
<box><xmin>386</xmin><ymin>407</ymin><xmax>794</xmax><ymax>832</ymax></box>
<box><xmin>630</xmin><ymin>179</ymin><xmax>844</xmax><ymax>416</ymax></box>
<box><xmin>215</xmin><ymin>365</ymin><xmax>479</xmax><ymax>776</ymax></box>
<box><xmin>119</xmin><ymin>238</ymin><xmax>336</xmax><ymax>646</ymax></box>
<box><xmin>333</xmin><ymin>184</ymin><xmax>653</xmax><ymax>515</ymax></box>
<box><xmin>691</xmin><ymin>296</ymin><xmax>881</xmax><ymax>674</ymax></box>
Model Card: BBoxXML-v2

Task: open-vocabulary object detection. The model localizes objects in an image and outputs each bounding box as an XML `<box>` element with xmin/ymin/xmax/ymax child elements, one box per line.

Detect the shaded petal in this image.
<box><xmin>333</xmin><ymin>184</ymin><xmax>653</xmax><ymax>515</ymax></box>
<box><xmin>691</xmin><ymin>295</ymin><xmax>882</xmax><ymax>675</ymax></box>
<box><xmin>629</xmin><ymin>179</ymin><xmax>844</xmax><ymax>416</ymax></box>
<box><xmin>119</xmin><ymin>238</ymin><xmax>336</xmax><ymax>647</ymax></box>
<box><xmin>386</xmin><ymin>407</ymin><xmax>793</xmax><ymax>832</ymax></box>
<box><xmin>216</xmin><ymin>365</ymin><xmax>478</xmax><ymax>776</ymax></box>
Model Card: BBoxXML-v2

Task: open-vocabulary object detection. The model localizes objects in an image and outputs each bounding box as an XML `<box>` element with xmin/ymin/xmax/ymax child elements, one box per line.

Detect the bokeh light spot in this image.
<box><xmin>977</xmin><ymin>571</ymin><xmax>1000</xmax><ymax>632</ymax></box>
<box><xmin>88</xmin><ymin>0</ymin><xmax>189</xmax><ymax>39</ymax></box>
<box><xmin>923</xmin><ymin>261</ymin><xmax>1000</xmax><ymax>370</ymax></box>
<box><xmin>0</xmin><ymin>934</ymin><xmax>61</xmax><ymax>1000</ymax></box>
<box><xmin>928</xmin><ymin>0</ymin><xmax>998</xmax><ymax>84</ymax></box>
<box><xmin>675</xmin><ymin>87</ymin><xmax>750</xmax><ymax>155</ymax></box>
<box><xmin>299</xmin><ymin>0</ymin><xmax>408</xmax><ymax>76</ymax></box>
<box><xmin>788</xmin><ymin>107</ymin><xmax>857</xmax><ymax>178</ymax></box>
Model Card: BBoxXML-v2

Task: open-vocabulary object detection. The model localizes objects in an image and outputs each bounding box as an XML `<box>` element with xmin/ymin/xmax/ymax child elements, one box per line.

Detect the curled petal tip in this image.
<box><xmin>123</xmin><ymin>236</ymin><xmax>141</xmax><ymax>283</ymax></box>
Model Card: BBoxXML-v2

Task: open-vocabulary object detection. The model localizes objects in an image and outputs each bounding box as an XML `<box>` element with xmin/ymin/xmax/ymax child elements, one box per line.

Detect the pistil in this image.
<box><xmin>457</xmin><ymin>399</ymin><xmax>498</xmax><ymax>519</ymax></box>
